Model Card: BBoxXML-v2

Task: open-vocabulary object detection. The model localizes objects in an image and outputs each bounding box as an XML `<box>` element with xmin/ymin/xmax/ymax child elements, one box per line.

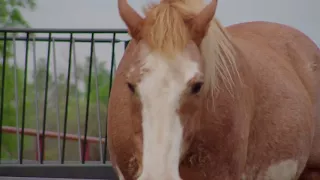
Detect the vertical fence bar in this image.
<box><xmin>92</xmin><ymin>43</ymin><xmax>103</xmax><ymax>162</ymax></box>
<box><xmin>82</xmin><ymin>33</ymin><xmax>95</xmax><ymax>164</ymax></box>
<box><xmin>40</xmin><ymin>33</ymin><xmax>52</xmax><ymax>164</ymax></box>
<box><xmin>103</xmin><ymin>33</ymin><xmax>117</xmax><ymax>163</ymax></box>
<box><xmin>12</xmin><ymin>36</ymin><xmax>22</xmax><ymax>162</ymax></box>
<box><xmin>71</xmin><ymin>39</ymin><xmax>84</xmax><ymax>162</ymax></box>
<box><xmin>0</xmin><ymin>32</ymin><xmax>8</xmax><ymax>163</ymax></box>
<box><xmin>19</xmin><ymin>32</ymin><xmax>30</xmax><ymax>164</ymax></box>
<box><xmin>32</xmin><ymin>36</ymin><xmax>41</xmax><ymax>163</ymax></box>
<box><xmin>61</xmin><ymin>33</ymin><xmax>73</xmax><ymax>164</ymax></box>
<box><xmin>52</xmin><ymin>38</ymin><xmax>62</xmax><ymax>162</ymax></box>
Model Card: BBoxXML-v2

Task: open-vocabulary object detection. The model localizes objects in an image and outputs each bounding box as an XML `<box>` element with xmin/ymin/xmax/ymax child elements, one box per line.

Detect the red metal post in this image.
<box><xmin>81</xmin><ymin>140</ymin><xmax>90</xmax><ymax>161</ymax></box>
<box><xmin>35</xmin><ymin>135</ymin><xmax>44</xmax><ymax>161</ymax></box>
<box><xmin>85</xmin><ymin>142</ymin><xmax>90</xmax><ymax>161</ymax></box>
<box><xmin>35</xmin><ymin>136</ymin><xmax>38</xmax><ymax>161</ymax></box>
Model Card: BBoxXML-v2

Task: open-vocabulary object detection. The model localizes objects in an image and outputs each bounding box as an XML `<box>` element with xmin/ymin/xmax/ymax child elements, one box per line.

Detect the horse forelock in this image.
<box><xmin>141</xmin><ymin>0</ymin><xmax>239</xmax><ymax>96</ymax></box>
<box><xmin>141</xmin><ymin>1</ymin><xmax>193</xmax><ymax>59</ymax></box>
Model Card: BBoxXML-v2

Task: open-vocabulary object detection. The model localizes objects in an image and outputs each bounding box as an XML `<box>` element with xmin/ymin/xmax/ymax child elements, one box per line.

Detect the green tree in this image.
<box><xmin>0</xmin><ymin>0</ymin><xmax>37</xmax><ymax>159</ymax></box>
<box><xmin>84</xmin><ymin>56</ymin><xmax>112</xmax><ymax>106</ymax></box>
<box><xmin>0</xmin><ymin>0</ymin><xmax>37</xmax><ymax>56</ymax></box>
<box><xmin>0</xmin><ymin>64</ymin><xmax>26</xmax><ymax>159</ymax></box>
<box><xmin>40</xmin><ymin>56</ymin><xmax>111</xmax><ymax>161</ymax></box>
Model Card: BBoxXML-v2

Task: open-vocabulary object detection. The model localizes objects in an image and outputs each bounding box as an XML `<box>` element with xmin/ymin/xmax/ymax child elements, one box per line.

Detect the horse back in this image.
<box><xmin>227</xmin><ymin>21</ymin><xmax>320</xmax><ymax>99</ymax></box>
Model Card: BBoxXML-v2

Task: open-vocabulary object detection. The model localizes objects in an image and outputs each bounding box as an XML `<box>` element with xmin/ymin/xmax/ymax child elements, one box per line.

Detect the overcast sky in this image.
<box><xmin>20</xmin><ymin>0</ymin><xmax>319</xmax><ymax>34</ymax></box>
<box><xmin>12</xmin><ymin>0</ymin><xmax>319</xmax><ymax>85</ymax></box>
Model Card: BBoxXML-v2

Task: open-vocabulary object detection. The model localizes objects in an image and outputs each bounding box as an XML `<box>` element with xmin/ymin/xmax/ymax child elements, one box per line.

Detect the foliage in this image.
<box><xmin>0</xmin><ymin>0</ymin><xmax>36</xmax><ymax>27</ymax></box>
<box><xmin>0</xmin><ymin>0</ymin><xmax>36</xmax><ymax>159</ymax></box>
<box><xmin>1</xmin><ymin>0</ymin><xmax>112</xmax><ymax>161</ymax></box>
<box><xmin>23</xmin><ymin>56</ymin><xmax>111</xmax><ymax>161</ymax></box>
<box><xmin>83</xmin><ymin>56</ymin><xmax>111</xmax><ymax>106</ymax></box>
<box><xmin>0</xmin><ymin>0</ymin><xmax>37</xmax><ymax>57</ymax></box>
<box><xmin>0</xmin><ymin>63</ymin><xmax>27</xmax><ymax>159</ymax></box>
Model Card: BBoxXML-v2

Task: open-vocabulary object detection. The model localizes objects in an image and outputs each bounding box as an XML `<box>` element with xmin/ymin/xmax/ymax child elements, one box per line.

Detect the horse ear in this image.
<box><xmin>188</xmin><ymin>0</ymin><xmax>218</xmax><ymax>45</ymax></box>
<box><xmin>118</xmin><ymin>0</ymin><xmax>144</xmax><ymax>40</ymax></box>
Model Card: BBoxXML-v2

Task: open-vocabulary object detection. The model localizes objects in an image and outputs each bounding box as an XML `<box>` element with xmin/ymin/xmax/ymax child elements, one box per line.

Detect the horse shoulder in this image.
<box><xmin>227</xmin><ymin>21</ymin><xmax>320</xmax><ymax>179</ymax></box>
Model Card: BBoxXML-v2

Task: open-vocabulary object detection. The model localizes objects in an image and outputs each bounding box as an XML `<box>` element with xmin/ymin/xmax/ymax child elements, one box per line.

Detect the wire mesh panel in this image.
<box><xmin>0</xmin><ymin>28</ymin><xmax>129</xmax><ymax>179</ymax></box>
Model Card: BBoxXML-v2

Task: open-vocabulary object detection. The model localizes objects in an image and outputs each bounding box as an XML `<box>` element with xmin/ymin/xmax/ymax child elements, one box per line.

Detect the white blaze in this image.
<box><xmin>263</xmin><ymin>159</ymin><xmax>298</xmax><ymax>180</ymax></box>
<box><xmin>137</xmin><ymin>52</ymin><xmax>199</xmax><ymax>180</ymax></box>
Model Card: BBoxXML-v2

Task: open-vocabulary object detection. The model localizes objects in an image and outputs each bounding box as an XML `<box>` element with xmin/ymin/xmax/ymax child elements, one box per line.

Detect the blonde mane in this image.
<box><xmin>142</xmin><ymin>1</ymin><xmax>192</xmax><ymax>58</ymax></box>
<box><xmin>142</xmin><ymin>0</ymin><xmax>238</xmax><ymax>94</ymax></box>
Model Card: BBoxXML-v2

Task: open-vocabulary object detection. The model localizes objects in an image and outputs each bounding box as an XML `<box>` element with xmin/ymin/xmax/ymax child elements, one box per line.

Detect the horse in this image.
<box><xmin>107</xmin><ymin>0</ymin><xmax>320</xmax><ymax>179</ymax></box>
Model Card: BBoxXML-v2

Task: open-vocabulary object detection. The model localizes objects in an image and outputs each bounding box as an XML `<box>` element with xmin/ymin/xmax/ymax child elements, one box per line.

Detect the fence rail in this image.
<box><xmin>0</xmin><ymin>28</ymin><xmax>129</xmax><ymax>179</ymax></box>
<box><xmin>2</xmin><ymin>126</ymin><xmax>103</xmax><ymax>161</ymax></box>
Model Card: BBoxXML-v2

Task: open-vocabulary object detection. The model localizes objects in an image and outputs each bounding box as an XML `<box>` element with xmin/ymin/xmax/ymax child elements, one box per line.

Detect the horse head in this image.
<box><xmin>117</xmin><ymin>0</ymin><xmax>218</xmax><ymax>179</ymax></box>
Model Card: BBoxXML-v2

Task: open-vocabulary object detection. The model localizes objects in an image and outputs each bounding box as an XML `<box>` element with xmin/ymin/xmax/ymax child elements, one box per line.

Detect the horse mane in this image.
<box><xmin>142</xmin><ymin>0</ymin><xmax>239</xmax><ymax>95</ymax></box>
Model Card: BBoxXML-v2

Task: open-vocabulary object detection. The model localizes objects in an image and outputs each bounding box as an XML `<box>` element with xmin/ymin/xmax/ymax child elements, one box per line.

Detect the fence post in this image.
<box><xmin>35</xmin><ymin>135</ymin><xmax>44</xmax><ymax>161</ymax></box>
<box><xmin>81</xmin><ymin>140</ymin><xmax>90</xmax><ymax>161</ymax></box>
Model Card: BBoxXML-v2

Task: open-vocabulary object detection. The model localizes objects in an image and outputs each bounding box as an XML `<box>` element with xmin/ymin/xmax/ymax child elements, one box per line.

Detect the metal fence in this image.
<box><xmin>0</xmin><ymin>28</ymin><xmax>130</xmax><ymax>179</ymax></box>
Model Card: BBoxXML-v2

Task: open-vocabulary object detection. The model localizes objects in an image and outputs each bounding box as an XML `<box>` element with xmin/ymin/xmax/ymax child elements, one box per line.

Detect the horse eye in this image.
<box><xmin>191</xmin><ymin>82</ymin><xmax>203</xmax><ymax>94</ymax></box>
<box><xmin>127</xmin><ymin>83</ymin><xmax>135</xmax><ymax>93</ymax></box>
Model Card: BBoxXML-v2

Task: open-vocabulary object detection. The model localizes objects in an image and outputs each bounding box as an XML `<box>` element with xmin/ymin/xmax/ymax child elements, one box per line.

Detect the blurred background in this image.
<box><xmin>0</xmin><ymin>0</ymin><xmax>319</xmax><ymax>164</ymax></box>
